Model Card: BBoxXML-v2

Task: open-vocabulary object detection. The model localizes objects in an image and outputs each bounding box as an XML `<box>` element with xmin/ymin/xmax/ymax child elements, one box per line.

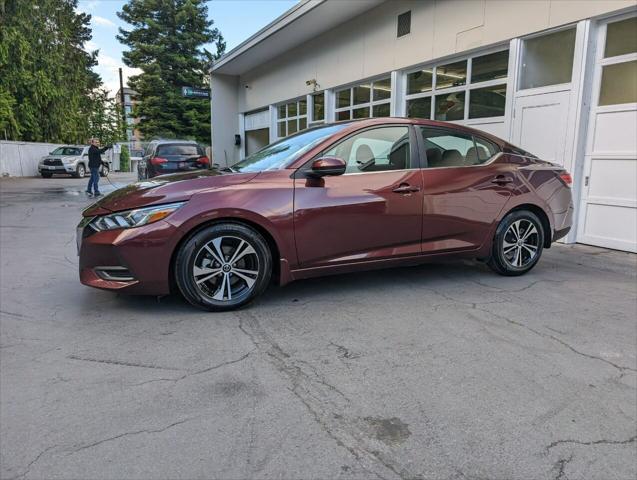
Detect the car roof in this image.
<box><xmin>334</xmin><ymin>117</ymin><xmax>509</xmax><ymax>147</ymax></box>
<box><xmin>149</xmin><ymin>139</ymin><xmax>199</xmax><ymax>145</ymax></box>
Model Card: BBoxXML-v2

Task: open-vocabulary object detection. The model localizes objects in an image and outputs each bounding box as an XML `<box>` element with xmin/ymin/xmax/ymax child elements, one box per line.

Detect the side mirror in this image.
<box><xmin>308</xmin><ymin>156</ymin><xmax>346</xmax><ymax>177</ymax></box>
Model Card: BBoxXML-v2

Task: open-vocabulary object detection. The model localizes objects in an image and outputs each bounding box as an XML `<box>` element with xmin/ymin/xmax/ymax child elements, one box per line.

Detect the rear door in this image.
<box><xmin>155</xmin><ymin>143</ymin><xmax>206</xmax><ymax>172</ymax></box>
<box><xmin>294</xmin><ymin>125</ymin><xmax>424</xmax><ymax>268</ymax></box>
<box><xmin>418</xmin><ymin>126</ymin><xmax>514</xmax><ymax>252</ymax></box>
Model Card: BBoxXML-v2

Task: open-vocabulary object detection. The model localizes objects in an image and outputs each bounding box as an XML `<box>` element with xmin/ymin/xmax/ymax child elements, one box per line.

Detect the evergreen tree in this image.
<box><xmin>87</xmin><ymin>88</ymin><xmax>126</xmax><ymax>146</ymax></box>
<box><xmin>0</xmin><ymin>0</ymin><xmax>101</xmax><ymax>142</ymax></box>
<box><xmin>117</xmin><ymin>0</ymin><xmax>225</xmax><ymax>145</ymax></box>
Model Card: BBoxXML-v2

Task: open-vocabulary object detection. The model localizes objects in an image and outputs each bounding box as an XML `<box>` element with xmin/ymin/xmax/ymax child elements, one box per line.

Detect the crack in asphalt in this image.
<box><xmin>235</xmin><ymin>310</ymin><xmax>431</xmax><ymax>480</ymax></box>
<box><xmin>546</xmin><ymin>435</ymin><xmax>637</xmax><ymax>452</ymax></box>
<box><xmin>472</xmin><ymin>307</ymin><xmax>637</xmax><ymax>373</ymax></box>
<box><xmin>128</xmin><ymin>350</ymin><xmax>255</xmax><ymax>386</ymax></box>
<box><xmin>553</xmin><ymin>454</ymin><xmax>573</xmax><ymax>480</ymax></box>
<box><xmin>67</xmin><ymin>418</ymin><xmax>196</xmax><ymax>456</ymax></box>
<box><xmin>66</xmin><ymin>354</ymin><xmax>184</xmax><ymax>371</ymax></box>
<box><xmin>5</xmin><ymin>445</ymin><xmax>59</xmax><ymax>480</ymax></box>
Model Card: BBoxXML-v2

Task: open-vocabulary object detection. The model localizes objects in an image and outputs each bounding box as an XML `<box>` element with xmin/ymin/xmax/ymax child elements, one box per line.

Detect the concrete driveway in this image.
<box><xmin>1</xmin><ymin>174</ymin><xmax>636</xmax><ymax>480</ymax></box>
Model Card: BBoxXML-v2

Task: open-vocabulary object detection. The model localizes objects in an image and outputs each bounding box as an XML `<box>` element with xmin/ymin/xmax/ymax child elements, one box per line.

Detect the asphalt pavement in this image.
<box><xmin>1</xmin><ymin>173</ymin><xmax>636</xmax><ymax>480</ymax></box>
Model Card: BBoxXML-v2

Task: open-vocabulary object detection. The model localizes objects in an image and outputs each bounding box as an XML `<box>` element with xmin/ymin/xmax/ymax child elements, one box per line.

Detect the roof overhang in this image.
<box><xmin>210</xmin><ymin>0</ymin><xmax>384</xmax><ymax>76</ymax></box>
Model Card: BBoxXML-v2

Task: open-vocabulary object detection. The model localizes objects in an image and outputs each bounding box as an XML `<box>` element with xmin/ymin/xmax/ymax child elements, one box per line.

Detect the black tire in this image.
<box><xmin>74</xmin><ymin>163</ymin><xmax>86</xmax><ymax>178</ymax></box>
<box><xmin>100</xmin><ymin>164</ymin><xmax>109</xmax><ymax>177</ymax></box>
<box><xmin>175</xmin><ymin>223</ymin><xmax>272</xmax><ymax>311</ymax></box>
<box><xmin>487</xmin><ymin>210</ymin><xmax>545</xmax><ymax>276</ymax></box>
<box><xmin>41</xmin><ymin>173</ymin><xmax>52</xmax><ymax>178</ymax></box>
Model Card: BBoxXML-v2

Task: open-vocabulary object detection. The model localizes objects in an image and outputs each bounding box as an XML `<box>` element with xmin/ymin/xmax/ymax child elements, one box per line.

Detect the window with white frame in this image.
<box><xmin>277</xmin><ymin>98</ymin><xmax>307</xmax><ymax>138</ymax></box>
<box><xmin>405</xmin><ymin>49</ymin><xmax>509</xmax><ymax>122</ymax></box>
<box><xmin>334</xmin><ymin>77</ymin><xmax>392</xmax><ymax>121</ymax></box>
<box><xmin>309</xmin><ymin>92</ymin><xmax>325</xmax><ymax>126</ymax></box>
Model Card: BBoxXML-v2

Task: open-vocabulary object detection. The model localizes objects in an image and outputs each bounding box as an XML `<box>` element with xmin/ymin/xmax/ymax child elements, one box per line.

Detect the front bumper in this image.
<box><xmin>39</xmin><ymin>164</ymin><xmax>76</xmax><ymax>174</ymax></box>
<box><xmin>78</xmin><ymin>218</ymin><xmax>182</xmax><ymax>295</ymax></box>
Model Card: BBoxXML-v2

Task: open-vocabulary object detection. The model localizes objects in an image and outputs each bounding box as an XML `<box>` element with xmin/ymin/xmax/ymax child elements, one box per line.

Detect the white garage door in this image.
<box><xmin>578</xmin><ymin>14</ymin><xmax>637</xmax><ymax>253</ymax></box>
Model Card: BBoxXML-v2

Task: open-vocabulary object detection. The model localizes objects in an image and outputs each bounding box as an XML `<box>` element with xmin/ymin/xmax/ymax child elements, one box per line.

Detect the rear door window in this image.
<box><xmin>157</xmin><ymin>144</ymin><xmax>200</xmax><ymax>156</ymax></box>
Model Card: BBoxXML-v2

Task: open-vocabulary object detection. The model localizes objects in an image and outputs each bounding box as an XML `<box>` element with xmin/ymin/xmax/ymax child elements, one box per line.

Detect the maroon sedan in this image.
<box><xmin>78</xmin><ymin>118</ymin><xmax>573</xmax><ymax>311</ymax></box>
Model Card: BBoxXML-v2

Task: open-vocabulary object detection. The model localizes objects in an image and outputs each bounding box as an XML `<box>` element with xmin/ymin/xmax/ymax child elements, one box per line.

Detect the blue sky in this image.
<box><xmin>77</xmin><ymin>0</ymin><xmax>297</xmax><ymax>95</ymax></box>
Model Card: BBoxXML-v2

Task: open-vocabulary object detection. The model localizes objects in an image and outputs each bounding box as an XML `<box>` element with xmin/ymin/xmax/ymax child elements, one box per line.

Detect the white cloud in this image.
<box><xmin>92</xmin><ymin>15</ymin><xmax>116</xmax><ymax>28</ymax></box>
<box><xmin>76</xmin><ymin>0</ymin><xmax>101</xmax><ymax>14</ymax></box>
<box><xmin>94</xmin><ymin>53</ymin><xmax>142</xmax><ymax>97</ymax></box>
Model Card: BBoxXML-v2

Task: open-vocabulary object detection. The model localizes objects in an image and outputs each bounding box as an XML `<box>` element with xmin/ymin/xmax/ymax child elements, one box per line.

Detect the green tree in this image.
<box><xmin>117</xmin><ymin>0</ymin><xmax>225</xmax><ymax>144</ymax></box>
<box><xmin>87</xmin><ymin>88</ymin><xmax>125</xmax><ymax>146</ymax></box>
<box><xmin>0</xmin><ymin>0</ymin><xmax>101</xmax><ymax>142</ymax></box>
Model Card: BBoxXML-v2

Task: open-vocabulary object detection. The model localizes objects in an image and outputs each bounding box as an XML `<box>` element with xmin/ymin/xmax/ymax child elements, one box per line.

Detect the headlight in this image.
<box><xmin>90</xmin><ymin>202</ymin><xmax>185</xmax><ymax>231</ymax></box>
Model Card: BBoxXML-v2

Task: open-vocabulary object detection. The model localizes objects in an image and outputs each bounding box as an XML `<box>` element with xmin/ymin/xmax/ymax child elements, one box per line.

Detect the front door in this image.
<box><xmin>294</xmin><ymin>125</ymin><xmax>423</xmax><ymax>268</ymax></box>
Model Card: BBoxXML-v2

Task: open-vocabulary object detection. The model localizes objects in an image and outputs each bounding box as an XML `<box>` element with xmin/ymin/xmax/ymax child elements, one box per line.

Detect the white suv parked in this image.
<box><xmin>38</xmin><ymin>145</ymin><xmax>110</xmax><ymax>178</ymax></box>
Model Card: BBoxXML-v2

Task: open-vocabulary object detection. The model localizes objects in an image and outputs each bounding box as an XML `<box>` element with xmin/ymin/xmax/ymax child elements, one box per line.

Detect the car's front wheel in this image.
<box><xmin>175</xmin><ymin>223</ymin><xmax>272</xmax><ymax>311</ymax></box>
<box><xmin>74</xmin><ymin>164</ymin><xmax>86</xmax><ymax>178</ymax></box>
<box><xmin>487</xmin><ymin>210</ymin><xmax>544</xmax><ymax>276</ymax></box>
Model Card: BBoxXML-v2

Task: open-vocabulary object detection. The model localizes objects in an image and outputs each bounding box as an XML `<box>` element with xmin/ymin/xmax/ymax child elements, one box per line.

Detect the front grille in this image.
<box><xmin>44</xmin><ymin>159</ymin><xmax>63</xmax><ymax>166</ymax></box>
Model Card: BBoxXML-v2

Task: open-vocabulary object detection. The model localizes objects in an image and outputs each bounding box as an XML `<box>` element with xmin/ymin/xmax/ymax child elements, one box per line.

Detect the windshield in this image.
<box><xmin>232</xmin><ymin>124</ymin><xmax>349</xmax><ymax>173</ymax></box>
<box><xmin>157</xmin><ymin>144</ymin><xmax>201</xmax><ymax>156</ymax></box>
<box><xmin>51</xmin><ymin>147</ymin><xmax>83</xmax><ymax>156</ymax></box>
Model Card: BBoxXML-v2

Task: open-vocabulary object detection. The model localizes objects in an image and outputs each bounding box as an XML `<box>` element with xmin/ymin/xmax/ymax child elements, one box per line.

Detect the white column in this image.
<box><xmin>325</xmin><ymin>89</ymin><xmax>335</xmax><ymax>122</ymax></box>
<box><xmin>268</xmin><ymin>105</ymin><xmax>278</xmax><ymax>143</ymax></box>
<box><xmin>238</xmin><ymin>113</ymin><xmax>245</xmax><ymax>161</ymax></box>
<box><xmin>390</xmin><ymin>70</ymin><xmax>405</xmax><ymax>117</ymax></box>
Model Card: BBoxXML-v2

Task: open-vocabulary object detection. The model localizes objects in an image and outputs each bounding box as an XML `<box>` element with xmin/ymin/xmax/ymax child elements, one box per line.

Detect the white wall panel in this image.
<box><xmin>592</xmin><ymin>109</ymin><xmax>637</xmax><ymax>153</ymax></box>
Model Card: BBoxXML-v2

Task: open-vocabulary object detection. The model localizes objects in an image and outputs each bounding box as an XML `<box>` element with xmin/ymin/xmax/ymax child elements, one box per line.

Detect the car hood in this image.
<box><xmin>83</xmin><ymin>170</ymin><xmax>259</xmax><ymax>216</ymax></box>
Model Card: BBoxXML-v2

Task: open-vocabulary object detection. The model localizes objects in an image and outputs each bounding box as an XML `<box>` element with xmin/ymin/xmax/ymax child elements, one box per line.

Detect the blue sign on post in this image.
<box><xmin>181</xmin><ymin>86</ymin><xmax>210</xmax><ymax>98</ymax></box>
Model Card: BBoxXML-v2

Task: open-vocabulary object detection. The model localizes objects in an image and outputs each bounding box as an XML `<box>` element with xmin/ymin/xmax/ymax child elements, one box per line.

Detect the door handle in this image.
<box><xmin>392</xmin><ymin>183</ymin><xmax>421</xmax><ymax>193</ymax></box>
<box><xmin>492</xmin><ymin>175</ymin><xmax>513</xmax><ymax>185</ymax></box>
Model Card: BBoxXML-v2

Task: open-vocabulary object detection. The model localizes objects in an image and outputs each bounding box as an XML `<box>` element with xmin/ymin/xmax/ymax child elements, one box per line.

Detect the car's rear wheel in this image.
<box><xmin>487</xmin><ymin>210</ymin><xmax>544</xmax><ymax>276</ymax></box>
<box><xmin>74</xmin><ymin>164</ymin><xmax>86</xmax><ymax>178</ymax></box>
<box><xmin>175</xmin><ymin>223</ymin><xmax>272</xmax><ymax>311</ymax></box>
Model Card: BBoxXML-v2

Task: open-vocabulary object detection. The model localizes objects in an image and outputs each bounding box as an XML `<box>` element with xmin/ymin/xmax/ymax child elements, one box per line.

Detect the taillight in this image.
<box><xmin>559</xmin><ymin>172</ymin><xmax>572</xmax><ymax>187</ymax></box>
<box><xmin>150</xmin><ymin>157</ymin><xmax>168</xmax><ymax>166</ymax></box>
<box><xmin>198</xmin><ymin>156</ymin><xmax>210</xmax><ymax>165</ymax></box>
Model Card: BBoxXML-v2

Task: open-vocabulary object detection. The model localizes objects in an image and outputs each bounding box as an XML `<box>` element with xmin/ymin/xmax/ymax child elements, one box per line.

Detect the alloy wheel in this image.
<box><xmin>502</xmin><ymin>219</ymin><xmax>539</xmax><ymax>268</ymax></box>
<box><xmin>192</xmin><ymin>235</ymin><xmax>260</xmax><ymax>302</ymax></box>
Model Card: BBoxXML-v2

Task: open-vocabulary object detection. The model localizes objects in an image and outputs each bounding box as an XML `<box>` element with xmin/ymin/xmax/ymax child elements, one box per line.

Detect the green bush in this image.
<box><xmin>120</xmin><ymin>145</ymin><xmax>130</xmax><ymax>172</ymax></box>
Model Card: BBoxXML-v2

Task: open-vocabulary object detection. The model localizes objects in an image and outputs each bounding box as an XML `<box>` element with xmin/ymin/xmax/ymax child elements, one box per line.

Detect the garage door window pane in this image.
<box><xmin>299</xmin><ymin>117</ymin><xmax>307</xmax><ymax>131</ymax></box>
<box><xmin>471</xmin><ymin>50</ymin><xmax>509</xmax><ymax>83</ymax></box>
<box><xmin>520</xmin><ymin>28</ymin><xmax>576</xmax><ymax>89</ymax></box>
<box><xmin>434</xmin><ymin>92</ymin><xmax>465</xmax><ymax>121</ymax></box>
<box><xmin>407</xmin><ymin>69</ymin><xmax>432</xmax><ymax>94</ymax></box>
<box><xmin>599</xmin><ymin>60</ymin><xmax>637</xmax><ymax>106</ymax></box>
<box><xmin>353</xmin><ymin>84</ymin><xmax>371</xmax><ymax>105</ymax></box>
<box><xmin>436</xmin><ymin>60</ymin><xmax>467</xmax><ymax>89</ymax></box>
<box><xmin>287</xmin><ymin>119</ymin><xmax>297</xmax><ymax>135</ymax></box>
<box><xmin>353</xmin><ymin>106</ymin><xmax>370</xmax><ymax>119</ymax></box>
<box><xmin>604</xmin><ymin>17</ymin><xmax>637</xmax><ymax>58</ymax></box>
<box><xmin>372</xmin><ymin>103</ymin><xmax>390</xmax><ymax>117</ymax></box>
<box><xmin>278</xmin><ymin>105</ymin><xmax>286</xmax><ymax>118</ymax></box>
<box><xmin>373</xmin><ymin>78</ymin><xmax>391</xmax><ymax>101</ymax></box>
<box><xmin>312</xmin><ymin>93</ymin><xmax>324</xmax><ymax>121</ymax></box>
<box><xmin>299</xmin><ymin>99</ymin><xmax>307</xmax><ymax>115</ymax></box>
<box><xmin>406</xmin><ymin>97</ymin><xmax>431</xmax><ymax>119</ymax></box>
<box><xmin>337</xmin><ymin>110</ymin><xmax>351</xmax><ymax>121</ymax></box>
<box><xmin>278</xmin><ymin>121</ymin><xmax>286</xmax><ymax>137</ymax></box>
<box><xmin>337</xmin><ymin>88</ymin><xmax>351</xmax><ymax>108</ymax></box>
<box><xmin>287</xmin><ymin>102</ymin><xmax>297</xmax><ymax>117</ymax></box>
<box><xmin>469</xmin><ymin>84</ymin><xmax>507</xmax><ymax>119</ymax></box>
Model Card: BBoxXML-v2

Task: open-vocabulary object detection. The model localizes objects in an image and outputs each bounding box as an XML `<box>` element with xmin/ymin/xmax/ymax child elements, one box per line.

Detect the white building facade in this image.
<box><xmin>210</xmin><ymin>0</ymin><xmax>637</xmax><ymax>252</ymax></box>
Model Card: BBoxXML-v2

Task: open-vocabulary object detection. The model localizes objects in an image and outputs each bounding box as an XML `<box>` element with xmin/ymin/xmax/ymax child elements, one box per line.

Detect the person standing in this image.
<box><xmin>86</xmin><ymin>138</ymin><xmax>109</xmax><ymax>197</ymax></box>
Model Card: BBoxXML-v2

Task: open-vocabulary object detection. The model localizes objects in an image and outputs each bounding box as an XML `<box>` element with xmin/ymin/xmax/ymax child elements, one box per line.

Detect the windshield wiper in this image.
<box><xmin>219</xmin><ymin>166</ymin><xmax>237</xmax><ymax>173</ymax></box>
